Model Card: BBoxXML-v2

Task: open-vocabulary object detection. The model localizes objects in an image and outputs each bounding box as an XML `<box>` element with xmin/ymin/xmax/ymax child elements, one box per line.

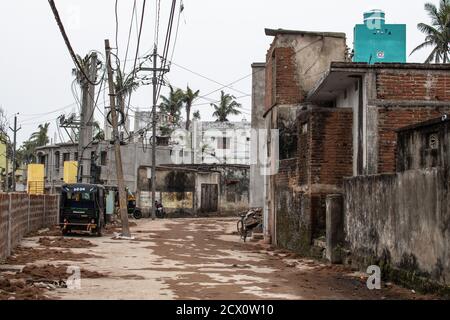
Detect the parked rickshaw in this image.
<box><xmin>60</xmin><ymin>184</ymin><xmax>106</xmax><ymax>236</ymax></box>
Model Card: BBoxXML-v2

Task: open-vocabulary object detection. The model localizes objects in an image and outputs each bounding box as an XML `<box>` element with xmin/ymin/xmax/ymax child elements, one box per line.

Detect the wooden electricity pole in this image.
<box><xmin>105</xmin><ymin>39</ymin><xmax>131</xmax><ymax>237</ymax></box>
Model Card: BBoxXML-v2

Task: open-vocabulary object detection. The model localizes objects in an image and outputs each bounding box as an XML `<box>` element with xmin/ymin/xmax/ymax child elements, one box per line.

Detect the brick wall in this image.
<box><xmin>265</xmin><ymin>47</ymin><xmax>302</xmax><ymax>112</ymax></box>
<box><xmin>0</xmin><ymin>193</ymin><xmax>59</xmax><ymax>261</ymax></box>
<box><xmin>377</xmin><ymin>72</ymin><xmax>450</xmax><ymax>101</ymax></box>
<box><xmin>378</xmin><ymin>107</ymin><xmax>450</xmax><ymax>173</ymax></box>
<box><xmin>0</xmin><ymin>194</ymin><xmax>9</xmax><ymax>261</ymax></box>
<box><xmin>275</xmin><ymin>108</ymin><xmax>354</xmax><ymax>252</ymax></box>
<box><xmin>310</xmin><ymin>109</ymin><xmax>354</xmax><ymax>186</ymax></box>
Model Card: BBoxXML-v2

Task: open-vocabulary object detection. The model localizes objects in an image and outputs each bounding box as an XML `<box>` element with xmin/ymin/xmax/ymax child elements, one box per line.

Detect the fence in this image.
<box><xmin>0</xmin><ymin>193</ymin><xmax>59</xmax><ymax>261</ymax></box>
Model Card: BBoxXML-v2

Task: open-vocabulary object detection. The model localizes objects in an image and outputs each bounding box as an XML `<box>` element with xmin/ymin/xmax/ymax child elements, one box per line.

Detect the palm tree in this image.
<box><xmin>115</xmin><ymin>69</ymin><xmax>140</xmax><ymax>115</ymax></box>
<box><xmin>182</xmin><ymin>86</ymin><xmax>200</xmax><ymax>130</ymax></box>
<box><xmin>410</xmin><ymin>0</ymin><xmax>450</xmax><ymax>63</ymax></box>
<box><xmin>17</xmin><ymin>140</ymin><xmax>36</xmax><ymax>165</ymax></box>
<box><xmin>211</xmin><ymin>91</ymin><xmax>242</xmax><ymax>122</ymax></box>
<box><xmin>30</xmin><ymin>123</ymin><xmax>50</xmax><ymax>147</ymax></box>
<box><xmin>159</xmin><ymin>85</ymin><xmax>184</xmax><ymax>128</ymax></box>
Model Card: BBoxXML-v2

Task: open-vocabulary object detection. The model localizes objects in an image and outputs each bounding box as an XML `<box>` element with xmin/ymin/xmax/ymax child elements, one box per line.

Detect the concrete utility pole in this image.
<box><xmin>9</xmin><ymin>114</ymin><xmax>21</xmax><ymax>192</ymax></box>
<box><xmin>141</xmin><ymin>47</ymin><xmax>169</xmax><ymax>220</ymax></box>
<box><xmin>151</xmin><ymin>47</ymin><xmax>158</xmax><ymax>221</ymax></box>
<box><xmin>105</xmin><ymin>39</ymin><xmax>131</xmax><ymax>237</ymax></box>
<box><xmin>78</xmin><ymin>53</ymin><xmax>97</xmax><ymax>184</ymax></box>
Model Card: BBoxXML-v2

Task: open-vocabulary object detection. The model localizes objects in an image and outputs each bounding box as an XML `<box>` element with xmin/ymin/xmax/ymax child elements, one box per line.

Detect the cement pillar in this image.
<box><xmin>326</xmin><ymin>194</ymin><xmax>344</xmax><ymax>264</ymax></box>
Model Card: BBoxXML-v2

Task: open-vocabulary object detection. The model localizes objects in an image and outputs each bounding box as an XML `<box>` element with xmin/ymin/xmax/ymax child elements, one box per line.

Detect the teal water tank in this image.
<box><xmin>354</xmin><ymin>10</ymin><xmax>406</xmax><ymax>64</ymax></box>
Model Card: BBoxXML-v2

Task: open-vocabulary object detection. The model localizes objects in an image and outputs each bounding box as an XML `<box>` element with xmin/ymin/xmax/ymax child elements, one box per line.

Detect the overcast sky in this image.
<box><xmin>0</xmin><ymin>0</ymin><xmax>435</xmax><ymax>144</ymax></box>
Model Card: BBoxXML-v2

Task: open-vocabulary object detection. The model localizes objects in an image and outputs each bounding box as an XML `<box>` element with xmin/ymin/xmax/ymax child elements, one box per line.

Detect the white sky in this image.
<box><xmin>0</xmin><ymin>0</ymin><xmax>435</xmax><ymax>144</ymax></box>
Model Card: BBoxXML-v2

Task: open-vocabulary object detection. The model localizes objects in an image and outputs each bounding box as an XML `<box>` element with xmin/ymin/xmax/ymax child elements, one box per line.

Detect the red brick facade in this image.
<box><xmin>377</xmin><ymin>72</ymin><xmax>450</xmax><ymax>101</ymax></box>
<box><xmin>296</xmin><ymin>109</ymin><xmax>353</xmax><ymax>187</ymax></box>
<box><xmin>265</xmin><ymin>47</ymin><xmax>302</xmax><ymax>112</ymax></box>
<box><xmin>275</xmin><ymin>108</ymin><xmax>353</xmax><ymax>248</ymax></box>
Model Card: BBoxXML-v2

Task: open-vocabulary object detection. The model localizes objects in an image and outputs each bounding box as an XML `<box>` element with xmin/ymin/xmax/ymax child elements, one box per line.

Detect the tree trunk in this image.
<box><xmin>186</xmin><ymin>105</ymin><xmax>191</xmax><ymax>131</ymax></box>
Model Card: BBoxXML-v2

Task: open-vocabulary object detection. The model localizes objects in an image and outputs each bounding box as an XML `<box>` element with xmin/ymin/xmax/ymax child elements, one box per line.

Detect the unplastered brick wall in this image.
<box><xmin>309</xmin><ymin>108</ymin><xmax>353</xmax><ymax>187</ymax></box>
<box><xmin>378</xmin><ymin>107</ymin><xmax>450</xmax><ymax>173</ymax></box>
<box><xmin>265</xmin><ymin>47</ymin><xmax>302</xmax><ymax>112</ymax></box>
<box><xmin>274</xmin><ymin>108</ymin><xmax>353</xmax><ymax>252</ymax></box>
<box><xmin>377</xmin><ymin>71</ymin><xmax>450</xmax><ymax>101</ymax></box>
<box><xmin>0</xmin><ymin>193</ymin><xmax>59</xmax><ymax>261</ymax></box>
<box><xmin>296</xmin><ymin>108</ymin><xmax>353</xmax><ymax>189</ymax></box>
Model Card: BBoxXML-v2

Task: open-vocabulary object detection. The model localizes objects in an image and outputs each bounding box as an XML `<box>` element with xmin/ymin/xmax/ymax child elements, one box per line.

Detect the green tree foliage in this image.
<box><xmin>211</xmin><ymin>91</ymin><xmax>242</xmax><ymax>122</ymax></box>
<box><xmin>411</xmin><ymin>0</ymin><xmax>450</xmax><ymax>63</ymax></box>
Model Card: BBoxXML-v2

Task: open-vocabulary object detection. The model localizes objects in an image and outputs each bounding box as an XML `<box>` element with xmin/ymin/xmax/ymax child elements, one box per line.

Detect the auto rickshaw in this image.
<box><xmin>60</xmin><ymin>184</ymin><xmax>106</xmax><ymax>236</ymax></box>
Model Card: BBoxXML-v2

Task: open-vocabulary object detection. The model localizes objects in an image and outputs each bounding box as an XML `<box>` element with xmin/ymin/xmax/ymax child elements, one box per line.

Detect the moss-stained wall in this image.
<box><xmin>344</xmin><ymin>168</ymin><xmax>450</xmax><ymax>288</ymax></box>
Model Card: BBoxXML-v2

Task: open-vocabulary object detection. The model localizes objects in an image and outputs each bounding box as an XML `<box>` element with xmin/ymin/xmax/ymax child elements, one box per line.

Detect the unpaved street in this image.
<box><xmin>1</xmin><ymin>218</ymin><xmax>436</xmax><ymax>300</ymax></box>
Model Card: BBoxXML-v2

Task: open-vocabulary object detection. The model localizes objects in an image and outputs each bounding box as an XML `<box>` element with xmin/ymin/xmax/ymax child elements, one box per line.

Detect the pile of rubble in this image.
<box><xmin>0</xmin><ymin>264</ymin><xmax>106</xmax><ymax>300</ymax></box>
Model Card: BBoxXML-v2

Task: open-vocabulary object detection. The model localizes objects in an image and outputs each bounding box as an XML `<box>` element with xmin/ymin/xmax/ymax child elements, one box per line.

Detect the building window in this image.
<box><xmin>74</xmin><ymin>152</ymin><xmax>78</xmax><ymax>161</ymax></box>
<box><xmin>218</xmin><ymin>137</ymin><xmax>231</xmax><ymax>150</ymax></box>
<box><xmin>279</xmin><ymin>121</ymin><xmax>298</xmax><ymax>160</ymax></box>
<box><xmin>100</xmin><ymin>151</ymin><xmax>107</xmax><ymax>166</ymax></box>
<box><xmin>54</xmin><ymin>151</ymin><xmax>60</xmax><ymax>170</ymax></box>
<box><xmin>63</xmin><ymin>153</ymin><xmax>70</xmax><ymax>162</ymax></box>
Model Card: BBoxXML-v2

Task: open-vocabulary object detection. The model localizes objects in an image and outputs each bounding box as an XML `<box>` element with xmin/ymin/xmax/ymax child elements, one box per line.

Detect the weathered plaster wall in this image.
<box><xmin>397</xmin><ymin>119</ymin><xmax>450</xmax><ymax>172</ymax></box>
<box><xmin>344</xmin><ymin>169</ymin><xmax>450</xmax><ymax>286</ymax></box>
<box><xmin>250</xmin><ymin>63</ymin><xmax>266</xmax><ymax>208</ymax></box>
<box><xmin>265</xmin><ymin>33</ymin><xmax>347</xmax><ymax>112</ymax></box>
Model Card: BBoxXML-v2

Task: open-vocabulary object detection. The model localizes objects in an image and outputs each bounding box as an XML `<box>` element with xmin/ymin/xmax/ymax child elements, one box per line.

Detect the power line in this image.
<box><xmin>125</xmin><ymin>0</ymin><xmax>147</xmax><ymax>118</ymax></box>
<box><xmin>169</xmin><ymin>0</ymin><xmax>184</xmax><ymax>63</ymax></box>
<box><xmin>154</xmin><ymin>0</ymin><xmax>161</xmax><ymax>47</ymax></box>
<box><xmin>122</xmin><ymin>0</ymin><xmax>137</xmax><ymax>74</ymax></box>
<box><xmin>48</xmin><ymin>0</ymin><xmax>101</xmax><ymax>86</ymax></box>
<box><xmin>156</xmin><ymin>0</ymin><xmax>178</xmax><ymax>102</ymax></box>
<box><xmin>170</xmin><ymin>61</ymin><xmax>250</xmax><ymax>97</ymax></box>
<box><xmin>115</xmin><ymin>0</ymin><xmax>119</xmax><ymax>56</ymax></box>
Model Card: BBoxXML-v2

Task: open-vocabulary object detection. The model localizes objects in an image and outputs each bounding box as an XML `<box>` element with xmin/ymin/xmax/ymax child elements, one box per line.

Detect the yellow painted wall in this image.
<box><xmin>0</xmin><ymin>141</ymin><xmax>6</xmax><ymax>171</ymax></box>
<box><xmin>64</xmin><ymin>161</ymin><xmax>78</xmax><ymax>183</ymax></box>
<box><xmin>27</xmin><ymin>164</ymin><xmax>45</xmax><ymax>194</ymax></box>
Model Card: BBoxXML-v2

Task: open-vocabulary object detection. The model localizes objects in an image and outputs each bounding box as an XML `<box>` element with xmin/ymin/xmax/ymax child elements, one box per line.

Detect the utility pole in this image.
<box><xmin>78</xmin><ymin>53</ymin><xmax>97</xmax><ymax>183</ymax></box>
<box><xmin>141</xmin><ymin>47</ymin><xmax>169</xmax><ymax>220</ymax></box>
<box><xmin>151</xmin><ymin>47</ymin><xmax>158</xmax><ymax>221</ymax></box>
<box><xmin>9</xmin><ymin>114</ymin><xmax>21</xmax><ymax>192</ymax></box>
<box><xmin>105</xmin><ymin>39</ymin><xmax>131</xmax><ymax>237</ymax></box>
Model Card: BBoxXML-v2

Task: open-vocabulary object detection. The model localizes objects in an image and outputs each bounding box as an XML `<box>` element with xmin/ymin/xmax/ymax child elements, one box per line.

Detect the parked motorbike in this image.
<box><xmin>155</xmin><ymin>201</ymin><xmax>166</xmax><ymax>219</ymax></box>
<box><xmin>237</xmin><ymin>208</ymin><xmax>263</xmax><ymax>242</ymax></box>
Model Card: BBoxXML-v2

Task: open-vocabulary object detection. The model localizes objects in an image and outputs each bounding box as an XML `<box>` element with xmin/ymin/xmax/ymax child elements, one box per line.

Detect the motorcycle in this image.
<box><xmin>128</xmin><ymin>199</ymin><xmax>143</xmax><ymax>219</ymax></box>
<box><xmin>155</xmin><ymin>201</ymin><xmax>166</xmax><ymax>219</ymax></box>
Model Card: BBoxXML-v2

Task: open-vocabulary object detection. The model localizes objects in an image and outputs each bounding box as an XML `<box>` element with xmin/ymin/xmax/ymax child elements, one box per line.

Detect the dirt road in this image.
<box><xmin>0</xmin><ymin>218</ymin><xmax>436</xmax><ymax>300</ymax></box>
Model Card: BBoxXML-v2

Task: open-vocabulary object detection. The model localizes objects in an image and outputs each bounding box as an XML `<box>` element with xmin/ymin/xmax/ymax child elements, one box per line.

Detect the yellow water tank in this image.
<box><xmin>27</xmin><ymin>164</ymin><xmax>45</xmax><ymax>194</ymax></box>
<box><xmin>64</xmin><ymin>161</ymin><xmax>78</xmax><ymax>184</ymax></box>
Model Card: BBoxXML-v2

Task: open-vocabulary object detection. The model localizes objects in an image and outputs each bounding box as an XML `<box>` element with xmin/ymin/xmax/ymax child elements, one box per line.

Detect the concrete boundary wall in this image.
<box><xmin>344</xmin><ymin>168</ymin><xmax>450</xmax><ymax>287</ymax></box>
<box><xmin>0</xmin><ymin>193</ymin><xmax>59</xmax><ymax>261</ymax></box>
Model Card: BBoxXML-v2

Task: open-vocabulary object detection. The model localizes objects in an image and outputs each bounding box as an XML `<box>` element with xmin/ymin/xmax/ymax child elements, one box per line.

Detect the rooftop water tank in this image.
<box><xmin>363</xmin><ymin>9</ymin><xmax>386</xmax><ymax>30</ymax></box>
